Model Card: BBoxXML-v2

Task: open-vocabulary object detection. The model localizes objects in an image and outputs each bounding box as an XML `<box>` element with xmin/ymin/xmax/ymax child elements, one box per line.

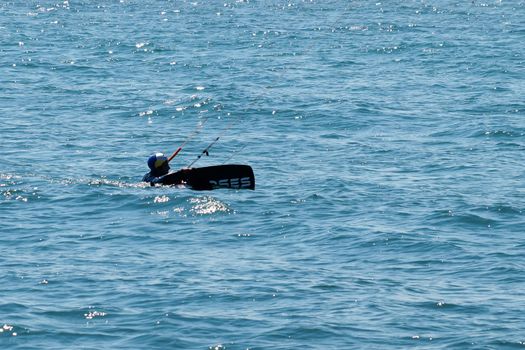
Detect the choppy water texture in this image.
<box><xmin>1</xmin><ymin>1</ymin><xmax>525</xmax><ymax>349</ymax></box>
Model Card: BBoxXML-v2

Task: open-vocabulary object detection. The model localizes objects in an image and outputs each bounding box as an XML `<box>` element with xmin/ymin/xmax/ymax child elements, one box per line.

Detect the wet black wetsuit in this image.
<box><xmin>142</xmin><ymin>162</ymin><xmax>171</xmax><ymax>186</ymax></box>
<box><xmin>142</xmin><ymin>169</ymin><xmax>188</xmax><ymax>186</ymax></box>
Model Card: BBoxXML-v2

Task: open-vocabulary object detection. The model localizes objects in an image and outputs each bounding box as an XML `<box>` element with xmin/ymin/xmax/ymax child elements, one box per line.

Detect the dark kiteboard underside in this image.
<box><xmin>158</xmin><ymin>164</ymin><xmax>255</xmax><ymax>190</ymax></box>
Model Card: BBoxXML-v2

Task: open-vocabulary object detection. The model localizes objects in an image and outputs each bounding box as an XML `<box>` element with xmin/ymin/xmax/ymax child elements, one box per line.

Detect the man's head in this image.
<box><xmin>147</xmin><ymin>152</ymin><xmax>170</xmax><ymax>176</ymax></box>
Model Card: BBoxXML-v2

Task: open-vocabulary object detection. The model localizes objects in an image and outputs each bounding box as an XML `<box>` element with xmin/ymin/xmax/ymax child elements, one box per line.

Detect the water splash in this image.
<box><xmin>189</xmin><ymin>196</ymin><xmax>230</xmax><ymax>215</ymax></box>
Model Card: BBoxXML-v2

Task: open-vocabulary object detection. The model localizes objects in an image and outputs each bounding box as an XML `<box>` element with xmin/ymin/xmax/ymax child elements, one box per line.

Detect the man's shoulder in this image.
<box><xmin>142</xmin><ymin>172</ymin><xmax>156</xmax><ymax>183</ymax></box>
<box><xmin>143</xmin><ymin>171</ymin><xmax>173</xmax><ymax>184</ymax></box>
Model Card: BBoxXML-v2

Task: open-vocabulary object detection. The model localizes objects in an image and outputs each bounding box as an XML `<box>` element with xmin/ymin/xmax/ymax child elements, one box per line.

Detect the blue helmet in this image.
<box><xmin>147</xmin><ymin>152</ymin><xmax>170</xmax><ymax>175</ymax></box>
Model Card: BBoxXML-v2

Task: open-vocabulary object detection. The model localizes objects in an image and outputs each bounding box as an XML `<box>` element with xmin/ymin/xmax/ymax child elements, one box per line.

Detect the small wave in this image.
<box><xmin>84</xmin><ymin>309</ymin><xmax>107</xmax><ymax>320</ymax></box>
<box><xmin>1</xmin><ymin>188</ymin><xmax>30</xmax><ymax>202</ymax></box>
<box><xmin>470</xmin><ymin>128</ymin><xmax>525</xmax><ymax>138</ymax></box>
<box><xmin>139</xmin><ymin>95</ymin><xmax>213</xmax><ymax>117</ymax></box>
<box><xmin>0</xmin><ymin>323</ymin><xmax>24</xmax><ymax>337</ymax></box>
<box><xmin>0</xmin><ymin>173</ymin><xmax>41</xmax><ymax>203</ymax></box>
<box><xmin>208</xmin><ymin>345</ymin><xmax>226</xmax><ymax>350</ymax></box>
<box><xmin>146</xmin><ymin>193</ymin><xmax>232</xmax><ymax>218</ymax></box>
<box><xmin>87</xmin><ymin>178</ymin><xmax>149</xmax><ymax>189</ymax></box>
<box><xmin>454</xmin><ymin>212</ymin><xmax>495</xmax><ymax>227</ymax></box>
<box><xmin>153</xmin><ymin>195</ymin><xmax>170</xmax><ymax>203</ymax></box>
<box><xmin>185</xmin><ymin>96</ymin><xmax>213</xmax><ymax>110</ymax></box>
<box><xmin>425</xmin><ymin>206</ymin><xmax>501</xmax><ymax>229</ymax></box>
<box><xmin>189</xmin><ymin>196</ymin><xmax>231</xmax><ymax>215</ymax></box>
<box><xmin>17</xmin><ymin>174</ymin><xmax>148</xmax><ymax>189</ymax></box>
<box><xmin>490</xmin><ymin>204</ymin><xmax>524</xmax><ymax>216</ymax></box>
<box><xmin>0</xmin><ymin>173</ymin><xmax>21</xmax><ymax>181</ymax></box>
<box><xmin>319</xmin><ymin>132</ymin><xmax>345</xmax><ymax>139</ymax></box>
<box><xmin>412</xmin><ymin>300</ymin><xmax>489</xmax><ymax>314</ymax></box>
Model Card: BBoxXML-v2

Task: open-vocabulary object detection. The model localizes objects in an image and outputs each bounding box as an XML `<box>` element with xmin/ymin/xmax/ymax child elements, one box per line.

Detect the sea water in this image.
<box><xmin>1</xmin><ymin>1</ymin><xmax>524</xmax><ymax>349</ymax></box>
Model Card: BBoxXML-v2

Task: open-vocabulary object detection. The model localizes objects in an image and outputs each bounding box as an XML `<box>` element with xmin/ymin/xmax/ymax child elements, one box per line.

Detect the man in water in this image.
<box><xmin>142</xmin><ymin>153</ymin><xmax>171</xmax><ymax>184</ymax></box>
<box><xmin>143</xmin><ymin>152</ymin><xmax>189</xmax><ymax>186</ymax></box>
<box><xmin>142</xmin><ymin>152</ymin><xmax>254</xmax><ymax>190</ymax></box>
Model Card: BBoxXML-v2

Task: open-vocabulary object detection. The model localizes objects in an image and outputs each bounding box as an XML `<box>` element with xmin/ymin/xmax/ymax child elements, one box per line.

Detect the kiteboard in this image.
<box><xmin>154</xmin><ymin>164</ymin><xmax>255</xmax><ymax>190</ymax></box>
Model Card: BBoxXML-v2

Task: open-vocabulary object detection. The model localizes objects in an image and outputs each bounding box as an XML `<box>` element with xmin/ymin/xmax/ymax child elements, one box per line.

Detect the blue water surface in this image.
<box><xmin>1</xmin><ymin>1</ymin><xmax>525</xmax><ymax>349</ymax></box>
